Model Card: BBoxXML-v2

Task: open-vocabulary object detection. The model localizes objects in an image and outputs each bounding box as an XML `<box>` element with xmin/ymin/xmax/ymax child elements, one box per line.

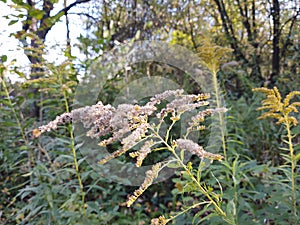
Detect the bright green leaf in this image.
<box><xmin>8</xmin><ymin>20</ymin><xmax>18</xmax><ymax>26</ymax></box>
<box><xmin>0</xmin><ymin>121</ymin><xmax>17</xmax><ymax>127</ymax></box>
<box><xmin>1</xmin><ymin>55</ymin><xmax>7</xmax><ymax>62</ymax></box>
<box><xmin>11</xmin><ymin>0</ymin><xmax>22</xmax><ymax>4</ymax></box>
<box><xmin>29</xmin><ymin>9</ymin><xmax>45</xmax><ymax>20</ymax></box>
<box><xmin>295</xmin><ymin>152</ymin><xmax>300</xmax><ymax>162</ymax></box>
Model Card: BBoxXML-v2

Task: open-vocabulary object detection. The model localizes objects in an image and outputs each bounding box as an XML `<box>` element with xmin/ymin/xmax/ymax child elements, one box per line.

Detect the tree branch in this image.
<box><xmin>281</xmin><ymin>10</ymin><xmax>299</xmax><ymax>58</ymax></box>
<box><xmin>213</xmin><ymin>0</ymin><xmax>248</xmax><ymax>63</ymax></box>
<box><xmin>58</xmin><ymin>0</ymin><xmax>91</xmax><ymax>15</ymax></box>
<box><xmin>279</xmin><ymin>10</ymin><xmax>299</xmax><ymax>36</ymax></box>
<box><xmin>68</xmin><ymin>12</ymin><xmax>98</xmax><ymax>22</ymax></box>
<box><xmin>37</xmin><ymin>0</ymin><xmax>91</xmax><ymax>39</ymax></box>
<box><xmin>237</xmin><ymin>0</ymin><xmax>253</xmax><ymax>42</ymax></box>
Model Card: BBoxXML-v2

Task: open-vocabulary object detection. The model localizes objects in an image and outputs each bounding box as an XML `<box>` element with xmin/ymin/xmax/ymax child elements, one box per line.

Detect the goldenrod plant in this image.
<box><xmin>253</xmin><ymin>86</ymin><xmax>300</xmax><ymax>224</ymax></box>
<box><xmin>198</xmin><ymin>39</ymin><xmax>244</xmax><ymax>225</ymax></box>
<box><xmin>197</xmin><ymin>36</ymin><xmax>232</xmax><ymax>161</ymax></box>
<box><xmin>35</xmin><ymin>89</ymin><xmax>230</xmax><ymax>224</ymax></box>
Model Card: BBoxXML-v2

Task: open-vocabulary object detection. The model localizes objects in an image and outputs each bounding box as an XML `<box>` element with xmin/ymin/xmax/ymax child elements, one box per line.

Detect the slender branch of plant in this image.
<box><xmin>0</xmin><ymin>65</ymin><xmax>33</xmax><ymax>168</ymax></box>
<box><xmin>58</xmin><ymin>70</ymin><xmax>86</xmax><ymax>214</ymax></box>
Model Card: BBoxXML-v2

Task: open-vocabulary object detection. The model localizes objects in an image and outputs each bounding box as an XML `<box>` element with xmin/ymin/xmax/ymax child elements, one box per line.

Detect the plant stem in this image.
<box><xmin>170</xmin><ymin>147</ymin><xmax>226</xmax><ymax>216</ymax></box>
<box><xmin>1</xmin><ymin>73</ymin><xmax>34</xmax><ymax>167</ymax></box>
<box><xmin>212</xmin><ymin>69</ymin><xmax>227</xmax><ymax>161</ymax></box>
<box><xmin>232</xmin><ymin>167</ymin><xmax>238</xmax><ymax>225</ymax></box>
<box><xmin>150</xmin><ymin>126</ymin><xmax>226</xmax><ymax>217</ymax></box>
<box><xmin>168</xmin><ymin>201</ymin><xmax>210</xmax><ymax>222</ymax></box>
<box><xmin>284</xmin><ymin>117</ymin><xmax>297</xmax><ymax>224</ymax></box>
<box><xmin>60</xmin><ymin>79</ymin><xmax>85</xmax><ymax>214</ymax></box>
<box><xmin>165</xmin><ymin>119</ymin><xmax>177</xmax><ymax>142</ymax></box>
<box><xmin>69</xmin><ymin>124</ymin><xmax>85</xmax><ymax>213</ymax></box>
<box><xmin>1</xmin><ymin>78</ymin><xmax>26</xmax><ymax>142</ymax></box>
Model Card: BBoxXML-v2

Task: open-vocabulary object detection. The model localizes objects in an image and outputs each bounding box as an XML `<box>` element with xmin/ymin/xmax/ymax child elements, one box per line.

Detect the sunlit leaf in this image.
<box><xmin>29</xmin><ymin>9</ymin><xmax>45</xmax><ymax>20</ymax></box>
<box><xmin>1</xmin><ymin>55</ymin><xmax>7</xmax><ymax>62</ymax></box>
<box><xmin>295</xmin><ymin>152</ymin><xmax>300</xmax><ymax>162</ymax></box>
<box><xmin>8</xmin><ymin>20</ymin><xmax>18</xmax><ymax>26</ymax></box>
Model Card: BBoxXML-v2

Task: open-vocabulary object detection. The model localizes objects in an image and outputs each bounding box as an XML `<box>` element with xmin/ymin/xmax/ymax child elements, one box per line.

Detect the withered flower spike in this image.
<box><xmin>126</xmin><ymin>162</ymin><xmax>162</xmax><ymax>207</ymax></box>
<box><xmin>176</xmin><ymin>139</ymin><xmax>223</xmax><ymax>161</ymax></box>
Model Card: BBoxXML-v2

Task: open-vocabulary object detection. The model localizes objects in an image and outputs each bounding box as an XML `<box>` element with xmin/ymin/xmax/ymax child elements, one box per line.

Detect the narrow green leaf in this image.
<box><xmin>180</xmin><ymin>149</ymin><xmax>184</xmax><ymax>161</ymax></box>
<box><xmin>8</xmin><ymin>20</ymin><xmax>18</xmax><ymax>26</ymax></box>
<box><xmin>295</xmin><ymin>152</ymin><xmax>300</xmax><ymax>162</ymax></box>
<box><xmin>55</xmin><ymin>137</ymin><xmax>71</xmax><ymax>144</ymax></box>
<box><xmin>22</xmin><ymin>171</ymin><xmax>33</xmax><ymax>177</ymax></box>
<box><xmin>192</xmin><ymin>204</ymin><xmax>209</xmax><ymax>224</ymax></box>
<box><xmin>77</xmin><ymin>157</ymin><xmax>86</xmax><ymax>166</ymax></box>
<box><xmin>0</xmin><ymin>121</ymin><xmax>18</xmax><ymax>127</ymax></box>
<box><xmin>167</xmin><ymin>161</ymin><xmax>181</xmax><ymax>169</ymax></box>
<box><xmin>46</xmin><ymin>193</ymin><xmax>53</xmax><ymax>208</ymax></box>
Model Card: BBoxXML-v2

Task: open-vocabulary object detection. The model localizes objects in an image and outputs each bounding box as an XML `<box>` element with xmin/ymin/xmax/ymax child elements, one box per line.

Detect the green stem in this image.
<box><xmin>149</xmin><ymin>127</ymin><xmax>226</xmax><ymax>217</ymax></box>
<box><xmin>1</xmin><ymin>79</ymin><xmax>26</xmax><ymax>141</ymax></box>
<box><xmin>233</xmin><ymin>172</ymin><xmax>238</xmax><ymax>225</ymax></box>
<box><xmin>285</xmin><ymin>118</ymin><xmax>297</xmax><ymax>225</ymax></box>
<box><xmin>1</xmin><ymin>74</ymin><xmax>34</xmax><ymax>167</ymax></box>
<box><xmin>212</xmin><ymin>70</ymin><xmax>227</xmax><ymax>161</ymax></box>
<box><xmin>165</xmin><ymin>118</ymin><xmax>178</xmax><ymax>142</ymax></box>
<box><xmin>60</xmin><ymin>81</ymin><xmax>85</xmax><ymax>214</ymax></box>
<box><xmin>69</xmin><ymin>124</ymin><xmax>85</xmax><ymax>212</ymax></box>
<box><xmin>167</xmin><ymin>201</ymin><xmax>211</xmax><ymax>222</ymax></box>
<box><xmin>170</xmin><ymin>147</ymin><xmax>226</xmax><ymax>216</ymax></box>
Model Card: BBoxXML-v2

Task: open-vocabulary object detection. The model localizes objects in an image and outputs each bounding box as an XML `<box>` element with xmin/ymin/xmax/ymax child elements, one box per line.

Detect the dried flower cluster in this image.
<box><xmin>35</xmin><ymin>89</ymin><xmax>216</xmax><ymax>163</ymax></box>
<box><xmin>35</xmin><ymin>89</ymin><xmax>227</xmax><ymax>213</ymax></box>
<box><xmin>129</xmin><ymin>140</ymin><xmax>154</xmax><ymax>167</ymax></box>
<box><xmin>34</xmin><ymin>102</ymin><xmax>114</xmax><ymax>138</ymax></box>
<box><xmin>253</xmin><ymin>87</ymin><xmax>300</xmax><ymax>126</ymax></box>
<box><xmin>156</xmin><ymin>91</ymin><xmax>210</xmax><ymax>119</ymax></box>
<box><xmin>175</xmin><ymin>139</ymin><xmax>223</xmax><ymax>161</ymax></box>
<box><xmin>187</xmin><ymin>108</ymin><xmax>227</xmax><ymax>133</ymax></box>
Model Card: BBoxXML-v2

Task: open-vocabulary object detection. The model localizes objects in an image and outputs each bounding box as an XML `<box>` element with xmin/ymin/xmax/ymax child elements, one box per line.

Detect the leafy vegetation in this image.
<box><xmin>0</xmin><ymin>0</ymin><xmax>299</xmax><ymax>224</ymax></box>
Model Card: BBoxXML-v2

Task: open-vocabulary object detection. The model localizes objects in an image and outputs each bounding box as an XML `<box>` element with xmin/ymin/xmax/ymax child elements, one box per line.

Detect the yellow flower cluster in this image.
<box><xmin>197</xmin><ymin>36</ymin><xmax>233</xmax><ymax>73</ymax></box>
<box><xmin>253</xmin><ymin>87</ymin><xmax>300</xmax><ymax>126</ymax></box>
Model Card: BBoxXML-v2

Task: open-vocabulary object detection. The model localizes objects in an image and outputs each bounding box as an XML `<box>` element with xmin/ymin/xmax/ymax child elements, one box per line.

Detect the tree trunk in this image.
<box><xmin>15</xmin><ymin>0</ymin><xmax>91</xmax><ymax>118</ymax></box>
<box><xmin>270</xmin><ymin>0</ymin><xmax>280</xmax><ymax>86</ymax></box>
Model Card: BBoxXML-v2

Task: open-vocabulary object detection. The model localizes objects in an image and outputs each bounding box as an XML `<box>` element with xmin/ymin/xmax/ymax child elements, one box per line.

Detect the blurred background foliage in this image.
<box><xmin>0</xmin><ymin>0</ymin><xmax>299</xmax><ymax>224</ymax></box>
